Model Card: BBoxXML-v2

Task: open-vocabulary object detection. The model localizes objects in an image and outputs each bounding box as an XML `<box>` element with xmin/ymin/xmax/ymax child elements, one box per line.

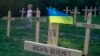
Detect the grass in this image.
<box><xmin>0</xmin><ymin>15</ymin><xmax>100</xmax><ymax>56</ymax></box>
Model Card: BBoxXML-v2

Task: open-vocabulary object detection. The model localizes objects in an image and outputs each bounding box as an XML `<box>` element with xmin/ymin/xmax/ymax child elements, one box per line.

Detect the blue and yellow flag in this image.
<box><xmin>47</xmin><ymin>8</ymin><xmax>73</xmax><ymax>24</ymax></box>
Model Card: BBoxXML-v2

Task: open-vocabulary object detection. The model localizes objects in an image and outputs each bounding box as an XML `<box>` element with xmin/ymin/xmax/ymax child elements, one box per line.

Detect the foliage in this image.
<box><xmin>0</xmin><ymin>0</ymin><xmax>100</xmax><ymax>16</ymax></box>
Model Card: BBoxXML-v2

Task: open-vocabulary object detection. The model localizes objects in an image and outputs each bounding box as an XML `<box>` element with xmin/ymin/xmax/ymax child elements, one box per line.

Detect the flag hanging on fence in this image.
<box><xmin>47</xmin><ymin>8</ymin><xmax>73</xmax><ymax>24</ymax></box>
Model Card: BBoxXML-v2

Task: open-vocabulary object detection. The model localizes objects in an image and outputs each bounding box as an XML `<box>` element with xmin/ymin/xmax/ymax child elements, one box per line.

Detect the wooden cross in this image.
<box><xmin>63</xmin><ymin>6</ymin><xmax>71</xmax><ymax>15</ymax></box>
<box><xmin>92</xmin><ymin>7</ymin><xmax>98</xmax><ymax>17</ymax></box>
<box><xmin>71</xmin><ymin>7</ymin><xmax>80</xmax><ymax>24</ymax></box>
<box><xmin>33</xmin><ymin>8</ymin><xmax>41</xmax><ymax>42</ymax></box>
<box><xmin>90</xmin><ymin>7</ymin><xmax>95</xmax><ymax>16</ymax></box>
<box><xmin>33</xmin><ymin>8</ymin><xmax>47</xmax><ymax>42</ymax></box>
<box><xmin>76</xmin><ymin>10</ymin><xmax>100</xmax><ymax>56</ymax></box>
<box><xmin>33</xmin><ymin>8</ymin><xmax>41</xmax><ymax>18</ymax></box>
<box><xmin>82</xmin><ymin>6</ymin><xmax>89</xmax><ymax>20</ymax></box>
<box><xmin>19</xmin><ymin>8</ymin><xmax>26</xmax><ymax>20</ymax></box>
<box><xmin>3</xmin><ymin>11</ymin><xmax>15</xmax><ymax>37</ymax></box>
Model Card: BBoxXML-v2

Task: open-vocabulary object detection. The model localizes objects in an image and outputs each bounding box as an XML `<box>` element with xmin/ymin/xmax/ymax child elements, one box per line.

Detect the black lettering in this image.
<box><xmin>33</xmin><ymin>45</ymin><xmax>38</xmax><ymax>51</ymax></box>
<box><xmin>61</xmin><ymin>51</ymin><xmax>68</xmax><ymax>56</ymax></box>
<box><xmin>55</xmin><ymin>49</ymin><xmax>68</xmax><ymax>56</ymax></box>
<box><xmin>33</xmin><ymin>45</ymin><xmax>47</xmax><ymax>53</ymax></box>
<box><xmin>32</xmin><ymin>45</ymin><xmax>71</xmax><ymax>56</ymax></box>
<box><xmin>44</xmin><ymin>47</ymin><xmax>49</xmax><ymax>53</ymax></box>
<box><xmin>38</xmin><ymin>46</ymin><xmax>44</xmax><ymax>52</ymax></box>
<box><xmin>50</xmin><ymin>49</ymin><xmax>56</xmax><ymax>55</ymax></box>
<box><xmin>56</xmin><ymin>50</ymin><xmax>61</xmax><ymax>56</ymax></box>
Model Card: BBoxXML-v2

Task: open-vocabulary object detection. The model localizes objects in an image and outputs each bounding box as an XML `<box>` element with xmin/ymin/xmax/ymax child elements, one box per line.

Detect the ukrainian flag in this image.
<box><xmin>47</xmin><ymin>8</ymin><xmax>73</xmax><ymax>24</ymax></box>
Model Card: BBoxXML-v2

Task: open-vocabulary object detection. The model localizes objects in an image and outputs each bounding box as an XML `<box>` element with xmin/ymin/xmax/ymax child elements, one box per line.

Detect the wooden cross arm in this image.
<box><xmin>82</xmin><ymin>9</ymin><xmax>90</xmax><ymax>11</ymax></box>
<box><xmin>19</xmin><ymin>11</ymin><xmax>26</xmax><ymax>13</ymax></box>
<box><xmin>91</xmin><ymin>24</ymin><xmax>100</xmax><ymax>29</ymax></box>
<box><xmin>2</xmin><ymin>16</ymin><xmax>15</xmax><ymax>20</ymax></box>
<box><xmin>82</xmin><ymin>9</ymin><xmax>85</xmax><ymax>11</ymax></box>
<box><xmin>71</xmin><ymin>11</ymin><xmax>80</xmax><ymax>14</ymax></box>
<box><xmin>72</xmin><ymin>9</ymin><xmax>79</xmax><ymax>11</ymax></box>
<box><xmin>92</xmin><ymin>9</ymin><xmax>98</xmax><ymax>11</ymax></box>
<box><xmin>33</xmin><ymin>11</ymin><xmax>41</xmax><ymax>13</ymax></box>
<box><xmin>76</xmin><ymin>22</ymin><xmax>100</xmax><ymax>29</ymax></box>
<box><xmin>2</xmin><ymin>16</ymin><xmax>7</xmax><ymax>19</ymax></box>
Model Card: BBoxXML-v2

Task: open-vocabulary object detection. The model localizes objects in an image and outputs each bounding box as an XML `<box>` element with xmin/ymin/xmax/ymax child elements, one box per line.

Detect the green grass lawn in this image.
<box><xmin>0</xmin><ymin>15</ymin><xmax>100</xmax><ymax>56</ymax></box>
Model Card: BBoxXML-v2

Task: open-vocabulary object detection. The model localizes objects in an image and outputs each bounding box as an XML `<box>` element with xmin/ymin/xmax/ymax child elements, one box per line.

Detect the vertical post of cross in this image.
<box><xmin>7</xmin><ymin>10</ymin><xmax>11</xmax><ymax>37</ymax></box>
<box><xmin>33</xmin><ymin>8</ymin><xmax>41</xmax><ymax>42</ymax></box>
<box><xmin>83</xmin><ymin>10</ymin><xmax>92</xmax><ymax>56</ymax></box>
<box><xmin>63</xmin><ymin>6</ymin><xmax>71</xmax><ymax>15</ymax></box>
<box><xmin>47</xmin><ymin>23</ymin><xmax>59</xmax><ymax>46</ymax></box>
<box><xmin>71</xmin><ymin>7</ymin><xmax>80</xmax><ymax>24</ymax></box>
